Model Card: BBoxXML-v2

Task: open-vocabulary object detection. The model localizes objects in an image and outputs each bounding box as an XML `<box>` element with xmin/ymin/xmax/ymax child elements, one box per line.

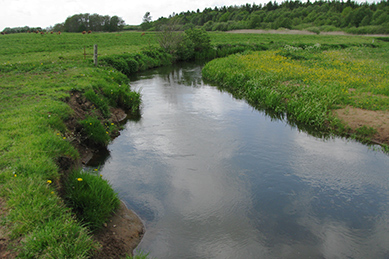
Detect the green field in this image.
<box><xmin>1</xmin><ymin>31</ymin><xmax>388</xmax><ymax>257</ymax></box>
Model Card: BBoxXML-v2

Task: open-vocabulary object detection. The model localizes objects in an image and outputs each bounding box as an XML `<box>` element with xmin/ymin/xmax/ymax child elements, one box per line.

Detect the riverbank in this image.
<box><xmin>202</xmin><ymin>42</ymin><xmax>389</xmax><ymax>149</ymax></box>
<box><xmin>0</xmin><ymin>31</ymin><xmax>149</xmax><ymax>257</ymax></box>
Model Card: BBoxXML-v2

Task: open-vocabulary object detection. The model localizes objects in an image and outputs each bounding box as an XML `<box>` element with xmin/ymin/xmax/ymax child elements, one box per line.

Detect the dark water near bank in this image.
<box><xmin>89</xmin><ymin>63</ymin><xmax>389</xmax><ymax>259</ymax></box>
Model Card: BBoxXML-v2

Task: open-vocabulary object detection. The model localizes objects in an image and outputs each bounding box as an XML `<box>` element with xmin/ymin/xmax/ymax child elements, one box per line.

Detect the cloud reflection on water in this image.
<box><xmin>97</xmin><ymin>65</ymin><xmax>389</xmax><ymax>259</ymax></box>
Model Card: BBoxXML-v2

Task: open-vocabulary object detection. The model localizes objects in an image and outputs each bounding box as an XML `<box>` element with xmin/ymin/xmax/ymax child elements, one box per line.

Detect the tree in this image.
<box><xmin>143</xmin><ymin>12</ymin><xmax>152</xmax><ymax>23</ymax></box>
<box><xmin>108</xmin><ymin>16</ymin><xmax>125</xmax><ymax>31</ymax></box>
<box><xmin>156</xmin><ymin>19</ymin><xmax>184</xmax><ymax>54</ymax></box>
<box><xmin>141</xmin><ymin>12</ymin><xmax>153</xmax><ymax>30</ymax></box>
<box><xmin>63</xmin><ymin>13</ymin><xmax>124</xmax><ymax>32</ymax></box>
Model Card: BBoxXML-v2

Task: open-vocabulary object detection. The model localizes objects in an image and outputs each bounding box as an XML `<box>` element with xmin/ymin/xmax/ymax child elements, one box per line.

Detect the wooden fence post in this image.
<box><xmin>93</xmin><ymin>44</ymin><xmax>98</xmax><ymax>66</ymax></box>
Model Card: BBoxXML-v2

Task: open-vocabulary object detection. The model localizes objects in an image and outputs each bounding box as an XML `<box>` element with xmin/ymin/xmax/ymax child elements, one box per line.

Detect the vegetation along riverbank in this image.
<box><xmin>203</xmin><ymin>34</ymin><xmax>389</xmax><ymax>150</ymax></box>
<box><xmin>1</xmin><ymin>29</ymin><xmax>389</xmax><ymax>258</ymax></box>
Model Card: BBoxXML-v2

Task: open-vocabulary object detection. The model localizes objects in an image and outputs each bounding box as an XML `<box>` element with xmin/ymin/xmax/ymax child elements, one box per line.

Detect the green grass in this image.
<box><xmin>0</xmin><ymin>31</ymin><xmax>146</xmax><ymax>257</ymax></box>
<box><xmin>203</xmin><ymin>38</ymin><xmax>389</xmax><ymax>143</ymax></box>
<box><xmin>64</xmin><ymin>169</ymin><xmax>120</xmax><ymax>231</ymax></box>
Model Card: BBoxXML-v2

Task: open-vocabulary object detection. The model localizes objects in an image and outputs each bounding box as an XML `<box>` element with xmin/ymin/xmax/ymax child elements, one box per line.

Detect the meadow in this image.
<box><xmin>0</xmin><ymin>30</ymin><xmax>388</xmax><ymax>258</ymax></box>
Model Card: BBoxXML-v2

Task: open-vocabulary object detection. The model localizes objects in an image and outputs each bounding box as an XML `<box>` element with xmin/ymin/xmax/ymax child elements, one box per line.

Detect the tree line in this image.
<box><xmin>2</xmin><ymin>26</ymin><xmax>43</xmax><ymax>34</ymax></box>
<box><xmin>2</xmin><ymin>13</ymin><xmax>125</xmax><ymax>34</ymax></box>
<box><xmin>54</xmin><ymin>13</ymin><xmax>125</xmax><ymax>32</ymax></box>
<box><xmin>142</xmin><ymin>0</ymin><xmax>389</xmax><ymax>34</ymax></box>
<box><xmin>3</xmin><ymin>1</ymin><xmax>388</xmax><ymax>34</ymax></box>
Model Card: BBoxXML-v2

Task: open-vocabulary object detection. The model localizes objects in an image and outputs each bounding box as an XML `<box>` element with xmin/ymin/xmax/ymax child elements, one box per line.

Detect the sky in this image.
<box><xmin>0</xmin><ymin>0</ymin><xmax>267</xmax><ymax>31</ymax></box>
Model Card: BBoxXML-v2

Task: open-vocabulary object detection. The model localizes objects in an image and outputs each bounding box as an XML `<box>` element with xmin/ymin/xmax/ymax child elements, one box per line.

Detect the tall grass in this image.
<box><xmin>203</xmin><ymin>42</ymin><xmax>389</xmax><ymax>137</ymax></box>
<box><xmin>64</xmin><ymin>169</ymin><xmax>120</xmax><ymax>231</ymax></box>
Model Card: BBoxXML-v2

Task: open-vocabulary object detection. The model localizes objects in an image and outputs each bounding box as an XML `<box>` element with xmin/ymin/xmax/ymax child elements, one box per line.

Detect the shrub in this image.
<box><xmin>176</xmin><ymin>35</ymin><xmax>195</xmax><ymax>61</ymax></box>
<box><xmin>185</xmin><ymin>28</ymin><xmax>211</xmax><ymax>52</ymax></box>
<box><xmin>64</xmin><ymin>169</ymin><xmax>120</xmax><ymax>231</ymax></box>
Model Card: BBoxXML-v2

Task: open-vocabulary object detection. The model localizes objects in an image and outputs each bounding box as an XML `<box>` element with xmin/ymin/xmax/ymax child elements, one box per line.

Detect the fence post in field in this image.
<box><xmin>94</xmin><ymin>44</ymin><xmax>98</xmax><ymax>66</ymax></box>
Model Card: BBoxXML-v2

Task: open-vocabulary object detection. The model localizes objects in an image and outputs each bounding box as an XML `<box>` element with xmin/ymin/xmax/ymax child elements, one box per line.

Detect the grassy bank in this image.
<box><xmin>203</xmin><ymin>36</ymin><xmax>389</xmax><ymax>148</ymax></box>
<box><xmin>0</xmin><ymin>32</ymin><xmax>147</xmax><ymax>257</ymax></box>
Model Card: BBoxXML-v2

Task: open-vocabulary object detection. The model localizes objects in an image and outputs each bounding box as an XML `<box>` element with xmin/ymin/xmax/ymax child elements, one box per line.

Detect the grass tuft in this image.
<box><xmin>64</xmin><ymin>169</ymin><xmax>120</xmax><ymax>231</ymax></box>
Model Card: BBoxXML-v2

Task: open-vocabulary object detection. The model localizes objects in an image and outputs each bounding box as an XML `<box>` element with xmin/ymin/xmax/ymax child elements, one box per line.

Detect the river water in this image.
<box><xmin>89</xmin><ymin>63</ymin><xmax>389</xmax><ymax>259</ymax></box>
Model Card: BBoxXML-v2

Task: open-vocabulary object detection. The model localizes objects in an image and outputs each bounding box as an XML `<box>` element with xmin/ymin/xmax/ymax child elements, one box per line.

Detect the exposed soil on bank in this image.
<box><xmin>335</xmin><ymin>107</ymin><xmax>389</xmax><ymax>145</ymax></box>
<box><xmin>64</xmin><ymin>92</ymin><xmax>145</xmax><ymax>258</ymax></box>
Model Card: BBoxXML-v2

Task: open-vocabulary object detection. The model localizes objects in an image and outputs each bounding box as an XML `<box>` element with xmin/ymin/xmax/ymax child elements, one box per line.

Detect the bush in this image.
<box><xmin>64</xmin><ymin>169</ymin><xmax>120</xmax><ymax>231</ymax></box>
<box><xmin>185</xmin><ymin>28</ymin><xmax>211</xmax><ymax>52</ymax></box>
<box><xmin>176</xmin><ymin>34</ymin><xmax>195</xmax><ymax>61</ymax></box>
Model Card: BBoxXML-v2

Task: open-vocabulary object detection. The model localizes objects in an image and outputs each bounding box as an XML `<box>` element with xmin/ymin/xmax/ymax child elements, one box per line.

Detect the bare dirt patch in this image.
<box><xmin>334</xmin><ymin>107</ymin><xmax>389</xmax><ymax>145</ymax></box>
<box><xmin>0</xmin><ymin>197</ymin><xmax>17</xmax><ymax>259</ymax></box>
<box><xmin>91</xmin><ymin>201</ymin><xmax>144</xmax><ymax>259</ymax></box>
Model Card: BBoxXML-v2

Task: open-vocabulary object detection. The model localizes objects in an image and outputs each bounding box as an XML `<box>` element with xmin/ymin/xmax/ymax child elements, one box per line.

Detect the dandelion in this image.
<box><xmin>111</xmin><ymin>123</ymin><xmax>114</xmax><ymax>125</ymax></box>
<box><xmin>90</xmin><ymin>123</ymin><xmax>92</xmax><ymax>125</ymax></box>
<box><xmin>77</xmin><ymin>178</ymin><xmax>83</xmax><ymax>182</ymax></box>
<box><xmin>106</xmin><ymin>131</ymin><xmax>109</xmax><ymax>134</ymax></box>
<box><xmin>94</xmin><ymin>168</ymin><xmax>98</xmax><ymax>171</ymax></box>
<box><xmin>14</xmin><ymin>174</ymin><xmax>17</xmax><ymax>177</ymax></box>
<box><xmin>47</xmin><ymin>180</ymin><xmax>52</xmax><ymax>184</ymax></box>
<box><xmin>56</xmin><ymin>133</ymin><xmax>60</xmax><ymax>136</ymax></box>
<box><xmin>51</xmin><ymin>191</ymin><xmax>54</xmax><ymax>194</ymax></box>
<box><xmin>63</xmin><ymin>137</ymin><xmax>66</xmax><ymax>140</ymax></box>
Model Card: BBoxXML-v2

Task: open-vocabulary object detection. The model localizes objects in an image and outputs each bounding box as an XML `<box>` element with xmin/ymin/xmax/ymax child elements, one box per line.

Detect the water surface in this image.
<box><xmin>90</xmin><ymin>63</ymin><xmax>389</xmax><ymax>259</ymax></box>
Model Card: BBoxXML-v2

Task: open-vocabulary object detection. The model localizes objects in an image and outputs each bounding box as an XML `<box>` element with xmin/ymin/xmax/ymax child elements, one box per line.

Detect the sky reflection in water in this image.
<box><xmin>92</xmin><ymin>64</ymin><xmax>389</xmax><ymax>259</ymax></box>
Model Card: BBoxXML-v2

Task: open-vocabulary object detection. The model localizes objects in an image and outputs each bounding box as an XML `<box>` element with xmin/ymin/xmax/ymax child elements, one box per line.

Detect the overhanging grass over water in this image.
<box><xmin>202</xmin><ymin>44</ymin><xmax>389</xmax><ymax>141</ymax></box>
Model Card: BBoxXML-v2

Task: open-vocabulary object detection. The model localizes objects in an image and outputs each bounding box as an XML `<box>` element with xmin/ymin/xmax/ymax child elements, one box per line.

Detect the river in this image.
<box><xmin>88</xmin><ymin>63</ymin><xmax>389</xmax><ymax>259</ymax></box>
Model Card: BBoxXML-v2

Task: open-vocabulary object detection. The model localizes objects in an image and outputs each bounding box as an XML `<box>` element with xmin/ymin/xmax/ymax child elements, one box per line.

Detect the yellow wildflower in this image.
<box><xmin>47</xmin><ymin>180</ymin><xmax>52</xmax><ymax>184</ymax></box>
<box><xmin>77</xmin><ymin>178</ymin><xmax>83</xmax><ymax>182</ymax></box>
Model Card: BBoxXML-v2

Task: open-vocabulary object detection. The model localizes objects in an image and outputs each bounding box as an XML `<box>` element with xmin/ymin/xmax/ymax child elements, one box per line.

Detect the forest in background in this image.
<box><xmin>1</xmin><ymin>0</ymin><xmax>389</xmax><ymax>34</ymax></box>
<box><xmin>142</xmin><ymin>0</ymin><xmax>389</xmax><ymax>34</ymax></box>
<box><xmin>1</xmin><ymin>14</ymin><xmax>125</xmax><ymax>34</ymax></box>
